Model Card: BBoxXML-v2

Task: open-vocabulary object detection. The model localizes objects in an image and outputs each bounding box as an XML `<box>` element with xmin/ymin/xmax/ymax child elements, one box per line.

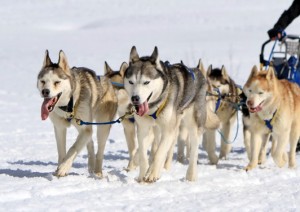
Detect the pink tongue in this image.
<box><xmin>137</xmin><ymin>101</ymin><xmax>149</xmax><ymax>116</ymax></box>
<box><xmin>41</xmin><ymin>98</ymin><xmax>52</xmax><ymax>120</ymax></box>
<box><xmin>251</xmin><ymin>105</ymin><xmax>262</xmax><ymax>113</ymax></box>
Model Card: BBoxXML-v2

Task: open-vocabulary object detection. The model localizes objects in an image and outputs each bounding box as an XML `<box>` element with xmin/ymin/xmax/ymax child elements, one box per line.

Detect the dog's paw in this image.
<box><xmin>143</xmin><ymin>175</ymin><xmax>159</xmax><ymax>183</ymax></box>
<box><xmin>144</xmin><ymin>168</ymin><xmax>160</xmax><ymax>183</ymax></box>
<box><xmin>186</xmin><ymin>166</ymin><xmax>197</xmax><ymax>181</ymax></box>
<box><xmin>244</xmin><ymin>163</ymin><xmax>256</xmax><ymax>172</ymax></box>
<box><xmin>208</xmin><ymin>154</ymin><xmax>219</xmax><ymax>165</ymax></box>
<box><xmin>94</xmin><ymin>172</ymin><xmax>103</xmax><ymax>179</ymax></box>
<box><xmin>273</xmin><ymin>152</ymin><xmax>288</xmax><ymax>168</ymax></box>
<box><xmin>55</xmin><ymin>160</ymin><xmax>72</xmax><ymax>177</ymax></box>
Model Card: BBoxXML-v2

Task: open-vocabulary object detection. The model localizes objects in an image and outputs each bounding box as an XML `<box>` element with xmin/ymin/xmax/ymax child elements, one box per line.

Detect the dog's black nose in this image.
<box><xmin>131</xmin><ymin>95</ymin><xmax>140</xmax><ymax>104</ymax></box>
<box><xmin>42</xmin><ymin>89</ymin><xmax>50</xmax><ymax>97</ymax></box>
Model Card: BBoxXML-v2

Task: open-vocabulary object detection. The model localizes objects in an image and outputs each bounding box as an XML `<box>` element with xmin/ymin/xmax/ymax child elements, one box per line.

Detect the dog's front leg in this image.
<box><xmin>123</xmin><ymin>119</ymin><xmax>138</xmax><ymax>171</ymax></box>
<box><xmin>136</xmin><ymin>123</ymin><xmax>151</xmax><ymax>182</ymax></box>
<box><xmin>56</xmin><ymin>126</ymin><xmax>93</xmax><ymax>177</ymax></box>
<box><xmin>94</xmin><ymin>124</ymin><xmax>112</xmax><ymax>178</ymax></box>
<box><xmin>144</xmin><ymin>126</ymin><xmax>177</xmax><ymax>182</ymax></box>
<box><xmin>54</xmin><ymin>126</ymin><xmax>67</xmax><ymax>165</ymax></box>
<box><xmin>244</xmin><ymin>132</ymin><xmax>264</xmax><ymax>171</ymax></box>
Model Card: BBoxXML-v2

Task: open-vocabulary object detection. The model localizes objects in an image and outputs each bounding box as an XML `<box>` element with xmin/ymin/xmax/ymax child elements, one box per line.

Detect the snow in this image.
<box><xmin>1</xmin><ymin>0</ymin><xmax>300</xmax><ymax>211</ymax></box>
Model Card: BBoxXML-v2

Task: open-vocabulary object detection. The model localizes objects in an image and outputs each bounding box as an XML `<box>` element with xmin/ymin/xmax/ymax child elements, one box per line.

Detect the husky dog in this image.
<box><xmin>104</xmin><ymin>62</ymin><xmax>140</xmax><ymax>171</ymax></box>
<box><xmin>176</xmin><ymin>59</ymin><xmax>206</xmax><ymax>163</ymax></box>
<box><xmin>37</xmin><ymin>50</ymin><xmax>117</xmax><ymax>177</ymax></box>
<box><xmin>243</xmin><ymin>65</ymin><xmax>300</xmax><ymax>171</ymax></box>
<box><xmin>124</xmin><ymin>46</ymin><xmax>219</xmax><ymax>182</ymax></box>
<box><xmin>202</xmin><ymin>65</ymin><xmax>240</xmax><ymax>164</ymax></box>
<box><xmin>240</xmin><ymin>92</ymin><xmax>273</xmax><ymax>165</ymax></box>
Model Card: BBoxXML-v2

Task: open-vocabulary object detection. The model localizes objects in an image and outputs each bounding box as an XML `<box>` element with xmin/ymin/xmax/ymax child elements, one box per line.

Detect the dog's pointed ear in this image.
<box><xmin>221</xmin><ymin>65</ymin><xmax>230</xmax><ymax>82</ymax></box>
<box><xmin>267</xmin><ymin>66</ymin><xmax>276</xmax><ymax>81</ymax></box>
<box><xmin>58</xmin><ymin>50</ymin><xmax>70</xmax><ymax>74</ymax></box>
<box><xmin>151</xmin><ymin>46</ymin><xmax>162</xmax><ymax>70</ymax></box>
<box><xmin>250</xmin><ymin>65</ymin><xmax>259</xmax><ymax>78</ymax></box>
<box><xmin>119</xmin><ymin>62</ymin><xmax>128</xmax><ymax>77</ymax></box>
<box><xmin>207</xmin><ymin>65</ymin><xmax>213</xmax><ymax>76</ymax></box>
<box><xmin>130</xmin><ymin>46</ymin><xmax>139</xmax><ymax>63</ymax></box>
<box><xmin>104</xmin><ymin>61</ymin><xmax>113</xmax><ymax>75</ymax></box>
<box><xmin>197</xmin><ymin>59</ymin><xmax>206</xmax><ymax>77</ymax></box>
<box><xmin>43</xmin><ymin>50</ymin><xmax>53</xmax><ymax>67</ymax></box>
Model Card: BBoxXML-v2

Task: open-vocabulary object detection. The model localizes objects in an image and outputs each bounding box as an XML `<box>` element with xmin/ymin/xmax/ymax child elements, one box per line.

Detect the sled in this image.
<box><xmin>260</xmin><ymin>34</ymin><xmax>300</xmax><ymax>86</ymax></box>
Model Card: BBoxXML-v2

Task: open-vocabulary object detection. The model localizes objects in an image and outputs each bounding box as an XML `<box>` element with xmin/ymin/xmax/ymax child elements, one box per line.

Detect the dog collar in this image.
<box><xmin>264</xmin><ymin>109</ymin><xmax>278</xmax><ymax>132</ymax></box>
<box><xmin>149</xmin><ymin>97</ymin><xmax>168</xmax><ymax>119</ymax></box>
<box><xmin>59</xmin><ymin>96</ymin><xmax>74</xmax><ymax>113</ymax></box>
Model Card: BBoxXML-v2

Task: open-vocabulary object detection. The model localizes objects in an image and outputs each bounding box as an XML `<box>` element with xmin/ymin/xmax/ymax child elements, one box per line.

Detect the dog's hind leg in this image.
<box><xmin>203</xmin><ymin>129</ymin><xmax>218</xmax><ymax>165</ymax></box>
<box><xmin>177</xmin><ymin>124</ymin><xmax>189</xmax><ymax>164</ymax></box>
<box><xmin>272</xmin><ymin>132</ymin><xmax>289</xmax><ymax>168</ymax></box>
<box><xmin>288</xmin><ymin>129</ymin><xmax>299</xmax><ymax>168</ymax></box>
<box><xmin>186</xmin><ymin>127</ymin><xmax>203</xmax><ymax>181</ymax></box>
<box><xmin>86</xmin><ymin>139</ymin><xmax>95</xmax><ymax>174</ymax></box>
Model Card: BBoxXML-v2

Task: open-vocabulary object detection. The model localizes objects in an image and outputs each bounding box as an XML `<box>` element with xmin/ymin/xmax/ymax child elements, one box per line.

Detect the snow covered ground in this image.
<box><xmin>1</xmin><ymin>0</ymin><xmax>300</xmax><ymax>211</ymax></box>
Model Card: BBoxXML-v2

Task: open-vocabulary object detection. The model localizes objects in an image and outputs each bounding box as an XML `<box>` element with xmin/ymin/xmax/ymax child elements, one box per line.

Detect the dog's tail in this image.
<box><xmin>204</xmin><ymin>100</ymin><xmax>220</xmax><ymax>130</ymax></box>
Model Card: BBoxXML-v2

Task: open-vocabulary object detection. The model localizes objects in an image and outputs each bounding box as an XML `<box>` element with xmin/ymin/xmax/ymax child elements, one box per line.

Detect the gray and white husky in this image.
<box><xmin>124</xmin><ymin>46</ymin><xmax>219</xmax><ymax>182</ymax></box>
<box><xmin>37</xmin><ymin>50</ymin><xmax>117</xmax><ymax>177</ymax></box>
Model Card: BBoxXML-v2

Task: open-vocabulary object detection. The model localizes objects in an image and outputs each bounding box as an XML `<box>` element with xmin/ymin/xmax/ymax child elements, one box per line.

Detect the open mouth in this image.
<box><xmin>248</xmin><ymin>101</ymin><xmax>264</xmax><ymax>113</ymax></box>
<box><xmin>41</xmin><ymin>92</ymin><xmax>62</xmax><ymax>120</ymax></box>
<box><xmin>134</xmin><ymin>92</ymin><xmax>152</xmax><ymax>117</ymax></box>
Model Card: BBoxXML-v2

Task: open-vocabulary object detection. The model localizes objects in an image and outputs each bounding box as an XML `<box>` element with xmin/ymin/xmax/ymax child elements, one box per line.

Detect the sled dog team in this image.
<box><xmin>37</xmin><ymin>47</ymin><xmax>300</xmax><ymax>182</ymax></box>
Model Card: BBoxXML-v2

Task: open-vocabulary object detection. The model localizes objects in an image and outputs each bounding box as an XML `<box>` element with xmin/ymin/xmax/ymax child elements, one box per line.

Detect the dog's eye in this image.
<box><xmin>248</xmin><ymin>89</ymin><xmax>252</xmax><ymax>93</ymax></box>
<box><xmin>54</xmin><ymin>81</ymin><xmax>61</xmax><ymax>86</ymax></box>
<box><xmin>41</xmin><ymin>80</ymin><xmax>45</xmax><ymax>85</ymax></box>
<box><xmin>144</xmin><ymin>81</ymin><xmax>150</xmax><ymax>85</ymax></box>
<box><xmin>258</xmin><ymin>92</ymin><xmax>264</xmax><ymax>95</ymax></box>
<box><xmin>129</xmin><ymin>80</ymin><xmax>134</xmax><ymax>85</ymax></box>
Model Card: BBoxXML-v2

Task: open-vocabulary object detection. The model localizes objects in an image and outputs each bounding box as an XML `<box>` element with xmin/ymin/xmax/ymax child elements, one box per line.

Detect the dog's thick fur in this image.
<box><xmin>124</xmin><ymin>46</ymin><xmax>219</xmax><ymax>182</ymax></box>
<box><xmin>202</xmin><ymin>65</ymin><xmax>240</xmax><ymax>164</ymax></box>
<box><xmin>37</xmin><ymin>50</ymin><xmax>117</xmax><ymax>177</ymax></box>
<box><xmin>243</xmin><ymin>65</ymin><xmax>300</xmax><ymax>171</ymax></box>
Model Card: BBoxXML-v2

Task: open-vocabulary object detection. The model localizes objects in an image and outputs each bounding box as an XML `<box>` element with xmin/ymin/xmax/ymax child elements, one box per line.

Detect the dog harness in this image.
<box><xmin>59</xmin><ymin>96</ymin><xmax>73</xmax><ymax>113</ymax></box>
<box><xmin>149</xmin><ymin>98</ymin><xmax>167</xmax><ymax>119</ymax></box>
<box><xmin>263</xmin><ymin>109</ymin><xmax>278</xmax><ymax>132</ymax></box>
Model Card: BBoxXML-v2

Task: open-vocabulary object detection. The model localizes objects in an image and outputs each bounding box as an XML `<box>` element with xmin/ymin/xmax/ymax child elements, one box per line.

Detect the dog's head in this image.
<box><xmin>243</xmin><ymin>65</ymin><xmax>276</xmax><ymax>113</ymax></box>
<box><xmin>104</xmin><ymin>61</ymin><xmax>128</xmax><ymax>90</ymax></box>
<box><xmin>37</xmin><ymin>50</ymin><xmax>72</xmax><ymax>120</ymax></box>
<box><xmin>124</xmin><ymin>46</ymin><xmax>166</xmax><ymax>116</ymax></box>
<box><xmin>207</xmin><ymin>65</ymin><xmax>230</xmax><ymax>95</ymax></box>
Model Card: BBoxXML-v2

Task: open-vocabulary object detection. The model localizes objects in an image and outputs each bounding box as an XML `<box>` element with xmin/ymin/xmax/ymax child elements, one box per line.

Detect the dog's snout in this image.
<box><xmin>42</xmin><ymin>89</ymin><xmax>50</xmax><ymax>97</ymax></box>
<box><xmin>246</xmin><ymin>100</ymin><xmax>253</xmax><ymax>107</ymax></box>
<box><xmin>131</xmin><ymin>95</ymin><xmax>140</xmax><ymax>104</ymax></box>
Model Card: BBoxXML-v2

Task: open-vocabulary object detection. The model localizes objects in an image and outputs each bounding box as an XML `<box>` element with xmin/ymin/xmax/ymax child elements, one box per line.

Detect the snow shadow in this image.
<box><xmin>0</xmin><ymin>168</ymin><xmax>53</xmax><ymax>180</ymax></box>
<box><xmin>8</xmin><ymin>160</ymin><xmax>86</xmax><ymax>169</ymax></box>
